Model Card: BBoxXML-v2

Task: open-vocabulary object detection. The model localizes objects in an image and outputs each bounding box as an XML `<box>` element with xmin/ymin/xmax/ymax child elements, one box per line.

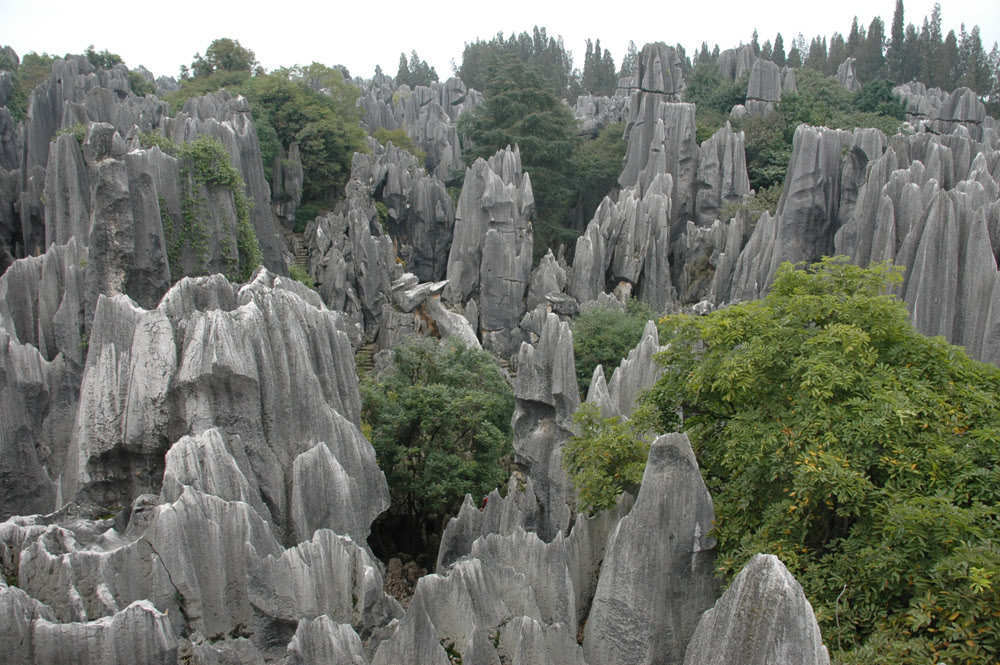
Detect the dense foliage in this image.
<box><xmin>563</xmin><ymin>402</ymin><xmax>658</xmax><ymax>512</ymax></box>
<box><xmin>458</xmin><ymin>56</ymin><xmax>580</xmax><ymax>254</ymax></box>
<box><xmin>734</xmin><ymin>68</ymin><xmax>906</xmax><ymax>191</ymax></box>
<box><xmin>571</xmin><ymin>298</ymin><xmax>657</xmax><ymax>395</ymax></box>
<box><xmin>395</xmin><ymin>51</ymin><xmax>438</xmax><ymax>88</ymax></box>
<box><xmin>457</xmin><ymin>27</ymin><xmax>576</xmax><ymax>100</ymax></box>
<box><xmin>361</xmin><ymin>337</ymin><xmax>514</xmax><ymax>525</ymax></box>
<box><xmin>569</xmin><ymin>120</ymin><xmax>627</xmax><ymax>231</ymax></box>
<box><xmin>636</xmin><ymin>257</ymin><xmax>1000</xmax><ymax>664</ymax></box>
<box><xmin>166</xmin><ymin>47</ymin><xmax>368</xmax><ymax>206</ymax></box>
<box><xmin>581</xmin><ymin>38</ymin><xmax>617</xmax><ymax>96</ymax></box>
<box><xmin>0</xmin><ymin>51</ymin><xmax>55</xmax><ymax>122</ymax></box>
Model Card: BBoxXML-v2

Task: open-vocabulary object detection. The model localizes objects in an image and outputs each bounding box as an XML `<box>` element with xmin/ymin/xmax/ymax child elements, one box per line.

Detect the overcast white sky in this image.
<box><xmin>1</xmin><ymin>0</ymin><xmax>997</xmax><ymax>83</ymax></box>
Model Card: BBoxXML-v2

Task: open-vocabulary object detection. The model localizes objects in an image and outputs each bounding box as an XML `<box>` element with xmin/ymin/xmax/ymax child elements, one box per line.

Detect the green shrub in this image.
<box><xmin>642</xmin><ymin>257</ymin><xmax>1000</xmax><ymax>663</ymax></box>
<box><xmin>361</xmin><ymin>337</ymin><xmax>514</xmax><ymax>521</ymax></box>
<box><xmin>294</xmin><ymin>203</ymin><xmax>321</xmax><ymax>233</ymax></box>
<box><xmin>571</xmin><ymin>298</ymin><xmax>657</xmax><ymax>395</ymax></box>
<box><xmin>563</xmin><ymin>402</ymin><xmax>659</xmax><ymax>512</ymax></box>
<box><xmin>373</xmin><ymin>127</ymin><xmax>427</xmax><ymax>164</ymax></box>
<box><xmin>288</xmin><ymin>264</ymin><xmax>314</xmax><ymax>289</ymax></box>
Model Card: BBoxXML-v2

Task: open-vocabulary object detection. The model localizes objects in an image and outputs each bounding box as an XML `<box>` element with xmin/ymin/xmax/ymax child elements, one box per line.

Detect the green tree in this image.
<box><xmin>571</xmin><ymin>298</ymin><xmax>657</xmax><ymax>394</ymax></box>
<box><xmin>362</xmin><ymin>337</ymin><xmax>514</xmax><ymax>557</ymax></box>
<box><xmin>857</xmin><ymin>17</ymin><xmax>887</xmax><ymax>82</ymax></box>
<box><xmin>888</xmin><ymin>0</ymin><xmax>906</xmax><ymax>80</ymax></box>
<box><xmin>244</xmin><ymin>67</ymin><xmax>367</xmax><ymax>202</ymax></box>
<box><xmin>396</xmin><ymin>50</ymin><xmax>438</xmax><ymax>88</ymax></box>
<box><xmin>619</xmin><ymin>40</ymin><xmax>638</xmax><ymax>78</ymax></box>
<box><xmin>458</xmin><ymin>55</ymin><xmax>580</xmax><ymax>252</ymax></box>
<box><xmin>563</xmin><ymin>402</ymin><xmax>659</xmax><ymax>512</ymax></box>
<box><xmin>84</xmin><ymin>44</ymin><xmax>122</xmax><ymax>69</ymax></box>
<box><xmin>457</xmin><ymin>27</ymin><xmax>574</xmax><ymax>99</ymax></box>
<box><xmin>773</xmin><ymin>33</ymin><xmax>787</xmax><ymax>67</ymax></box>
<box><xmin>571</xmin><ymin>120</ymin><xmax>627</xmax><ymax>229</ymax></box>
<box><xmin>642</xmin><ymin>257</ymin><xmax>1000</xmax><ymax>663</ymax></box>
<box><xmin>582</xmin><ymin>38</ymin><xmax>617</xmax><ymax>96</ymax></box>
<box><xmin>1</xmin><ymin>51</ymin><xmax>55</xmax><ymax>122</ymax></box>
<box><xmin>188</xmin><ymin>38</ymin><xmax>257</xmax><ymax>79</ymax></box>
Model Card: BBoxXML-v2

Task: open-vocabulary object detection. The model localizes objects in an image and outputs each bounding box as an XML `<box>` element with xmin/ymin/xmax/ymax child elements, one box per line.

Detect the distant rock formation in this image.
<box><xmin>836</xmin><ymin>57</ymin><xmax>861</xmax><ymax>92</ymax></box>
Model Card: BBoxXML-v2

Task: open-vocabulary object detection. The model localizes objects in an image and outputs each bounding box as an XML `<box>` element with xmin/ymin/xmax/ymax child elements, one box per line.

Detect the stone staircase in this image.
<box><xmin>283</xmin><ymin>229</ymin><xmax>309</xmax><ymax>271</ymax></box>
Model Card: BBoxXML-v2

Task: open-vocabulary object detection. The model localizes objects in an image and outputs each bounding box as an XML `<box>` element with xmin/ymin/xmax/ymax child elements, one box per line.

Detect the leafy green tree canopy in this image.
<box><xmin>395</xmin><ymin>50</ymin><xmax>438</xmax><ymax>88</ymax></box>
<box><xmin>186</xmin><ymin>38</ymin><xmax>258</xmax><ymax>79</ymax></box>
<box><xmin>642</xmin><ymin>257</ymin><xmax>1000</xmax><ymax>663</ymax></box>
<box><xmin>361</xmin><ymin>337</ymin><xmax>514</xmax><ymax>521</ymax></box>
<box><xmin>458</xmin><ymin>56</ymin><xmax>580</xmax><ymax>251</ymax></box>
<box><xmin>571</xmin><ymin>298</ymin><xmax>656</xmax><ymax>395</ymax></box>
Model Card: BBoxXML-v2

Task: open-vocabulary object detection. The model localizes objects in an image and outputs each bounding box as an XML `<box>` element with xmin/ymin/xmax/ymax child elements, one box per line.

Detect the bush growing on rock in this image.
<box><xmin>361</xmin><ymin>337</ymin><xmax>514</xmax><ymax>560</ymax></box>
<box><xmin>571</xmin><ymin>298</ymin><xmax>657</xmax><ymax>395</ymax></box>
<box><xmin>642</xmin><ymin>256</ymin><xmax>1000</xmax><ymax>664</ymax></box>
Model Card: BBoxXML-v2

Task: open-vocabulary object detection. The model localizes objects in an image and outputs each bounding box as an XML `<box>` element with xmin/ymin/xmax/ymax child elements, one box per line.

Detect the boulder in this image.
<box><xmin>836</xmin><ymin>58</ymin><xmax>861</xmax><ymax>92</ymax></box>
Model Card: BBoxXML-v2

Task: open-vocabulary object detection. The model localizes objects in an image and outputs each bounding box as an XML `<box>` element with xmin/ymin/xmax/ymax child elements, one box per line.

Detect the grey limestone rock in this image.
<box><xmin>583</xmin><ymin>432</ymin><xmax>719</xmax><ymax>665</ymax></box>
<box><xmin>574</xmin><ymin>93</ymin><xmax>630</xmax><ymax>136</ymax></box>
<box><xmin>833</xmin><ymin>130</ymin><xmax>1000</xmax><ymax>362</ymax></box>
<box><xmin>636</xmin><ymin>43</ymin><xmax>686</xmax><ymax>99</ymax></box>
<box><xmin>164</xmin><ymin>90</ymin><xmax>287</xmax><ymax>276</ymax></box>
<box><xmin>694</xmin><ymin>122</ymin><xmax>751</xmax><ymax>225</ymax></box>
<box><xmin>272</xmin><ymin>142</ymin><xmax>304</xmax><ymax>229</ymax></box>
<box><xmin>436</xmin><ymin>474</ymin><xmax>542</xmax><ymax>572</ymax></box>
<box><xmin>603</xmin><ymin>320</ymin><xmax>666</xmax><ymax>417</ymax></box>
<box><xmin>32</xmin><ymin>599</ymin><xmax>177</xmax><ymax>665</ymax></box>
<box><xmin>372</xmin><ymin>556</ymin><xmax>568</xmax><ymax>665</ymax></box>
<box><xmin>836</xmin><ymin>58</ymin><xmax>861</xmax><ymax>92</ymax></box>
<box><xmin>282</xmin><ymin>616</ymin><xmax>368</xmax><ymax>665</ymax></box>
<box><xmin>717</xmin><ymin>45</ymin><xmax>756</xmax><ymax>82</ymax></box>
<box><xmin>745</xmin><ymin>59</ymin><xmax>782</xmax><ymax>117</ymax></box>
<box><xmin>512</xmin><ymin>314</ymin><xmax>579</xmax><ymax>541</ymax></box>
<box><xmin>526</xmin><ymin>250</ymin><xmax>568</xmax><ymax>312</ymax></box>
<box><xmin>619</xmin><ymin>97</ymin><xmax>697</xmax><ymax>225</ymax></box>
<box><xmin>63</xmin><ymin>268</ymin><xmax>387</xmax><ymax>544</ymax></box>
<box><xmin>444</xmin><ymin>146</ymin><xmax>534</xmax><ymax>356</ymax></box>
<box><xmin>470</xmin><ymin>527</ymin><xmax>576</xmax><ymax>631</ymax></box>
<box><xmin>683</xmin><ymin>554</ymin><xmax>830</xmax><ymax>665</ymax></box>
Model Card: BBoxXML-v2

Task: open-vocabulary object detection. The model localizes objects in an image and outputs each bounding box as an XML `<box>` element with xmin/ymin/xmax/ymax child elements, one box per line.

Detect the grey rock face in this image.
<box><xmin>729</xmin><ymin>125</ymin><xmax>883</xmax><ymax>300</ymax></box>
<box><xmin>717</xmin><ymin>45</ymin><xmax>756</xmax><ymax>82</ymax></box>
<box><xmin>836</xmin><ymin>58</ymin><xmax>861</xmax><ymax>92</ymax></box>
<box><xmin>272</xmin><ymin>142</ymin><xmax>304</xmax><ymax>229</ymax></box>
<box><xmin>304</xmin><ymin>149</ymin><xmax>404</xmax><ymax>343</ymax></box>
<box><xmin>164</xmin><ymin>90</ymin><xmax>287</xmax><ymax>277</ymax></box>
<box><xmin>619</xmin><ymin>98</ymin><xmax>697</xmax><ymax>223</ymax></box>
<box><xmin>512</xmin><ymin>314</ymin><xmax>579</xmax><ymax>541</ymax></box>
<box><xmin>444</xmin><ymin>145</ymin><xmax>534</xmax><ymax>356</ymax></box>
<box><xmin>436</xmin><ymin>474</ymin><xmax>542</xmax><ymax>572</ymax></box>
<box><xmin>0</xmin><ymin>240</ymin><xmax>89</xmax><ymax>518</ymax></box>
<box><xmin>584</xmin><ymin>433</ymin><xmax>719</xmax><ymax>665</ymax></box>
<box><xmin>370</xmin><ymin>142</ymin><xmax>456</xmax><ymax>283</ymax></box>
<box><xmin>636</xmin><ymin>43</ymin><xmax>686</xmax><ymax>99</ymax></box>
<box><xmin>62</xmin><ymin>269</ymin><xmax>386</xmax><ymax>544</ymax></box>
<box><xmin>371</xmin><ymin>555</ymin><xmax>580</xmax><ymax>665</ymax></box>
<box><xmin>745</xmin><ymin>59</ymin><xmax>782</xmax><ymax>117</ymax></box>
<box><xmin>834</xmin><ymin>131</ymin><xmax>1000</xmax><ymax>362</ymax></box>
<box><xmin>282</xmin><ymin>616</ymin><xmax>368</xmax><ymax>665</ymax></box>
<box><xmin>683</xmin><ymin>554</ymin><xmax>830</xmax><ymax>665</ymax></box>
<box><xmin>694</xmin><ymin>122</ymin><xmax>751</xmax><ymax>225</ymax></box>
<box><xmin>33</xmin><ymin>599</ymin><xmax>177</xmax><ymax>665</ymax></box>
<box><xmin>574</xmin><ymin>93</ymin><xmax>630</xmax><ymax>136</ymax></box>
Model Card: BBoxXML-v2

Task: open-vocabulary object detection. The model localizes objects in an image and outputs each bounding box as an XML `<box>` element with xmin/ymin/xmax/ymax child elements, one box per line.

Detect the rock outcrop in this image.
<box><xmin>443</xmin><ymin>145</ymin><xmax>534</xmax><ymax>357</ymax></box>
<box><xmin>836</xmin><ymin>57</ymin><xmax>861</xmax><ymax>92</ymax></box>
<box><xmin>583</xmin><ymin>432</ymin><xmax>719</xmax><ymax>665</ymax></box>
<box><xmin>683</xmin><ymin>554</ymin><xmax>830</xmax><ymax>665</ymax></box>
